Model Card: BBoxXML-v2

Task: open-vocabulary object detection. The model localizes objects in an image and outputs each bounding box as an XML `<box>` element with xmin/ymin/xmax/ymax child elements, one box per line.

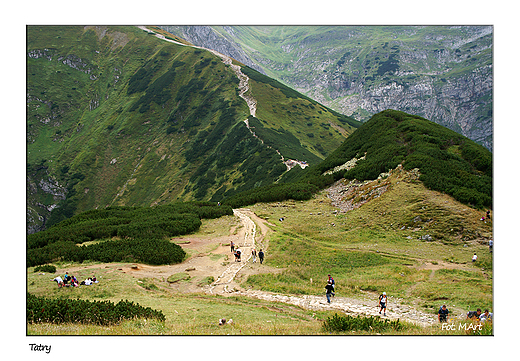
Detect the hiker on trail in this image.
<box><xmin>328</xmin><ymin>274</ymin><xmax>335</xmax><ymax>296</ymax></box>
<box><xmin>379</xmin><ymin>292</ymin><xmax>387</xmax><ymax>316</ymax></box>
<box><xmin>472</xmin><ymin>253</ymin><xmax>478</xmax><ymax>262</ymax></box>
<box><xmin>479</xmin><ymin>309</ymin><xmax>493</xmax><ymax>322</ymax></box>
<box><xmin>438</xmin><ymin>305</ymin><xmax>449</xmax><ymax>323</ymax></box>
<box><xmin>258</xmin><ymin>249</ymin><xmax>265</xmax><ymax>264</ymax></box>
<box><xmin>467</xmin><ymin>308</ymin><xmax>482</xmax><ymax>320</ymax></box>
<box><xmin>234</xmin><ymin>250</ymin><xmax>239</xmax><ymax>262</ymax></box>
<box><xmin>325</xmin><ymin>281</ymin><xmax>334</xmax><ymax>304</ymax></box>
<box><xmin>52</xmin><ymin>276</ymin><xmax>64</xmax><ymax>288</ymax></box>
<box><xmin>489</xmin><ymin>239</ymin><xmax>493</xmax><ymax>253</ymax></box>
<box><xmin>252</xmin><ymin>248</ymin><xmax>257</xmax><ymax>263</ymax></box>
<box><xmin>230</xmin><ymin>241</ymin><xmax>235</xmax><ymax>253</ymax></box>
<box><xmin>236</xmin><ymin>247</ymin><xmax>242</xmax><ymax>262</ymax></box>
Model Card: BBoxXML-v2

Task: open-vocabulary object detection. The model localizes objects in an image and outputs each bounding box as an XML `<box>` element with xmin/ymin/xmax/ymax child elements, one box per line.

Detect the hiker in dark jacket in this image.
<box><xmin>467</xmin><ymin>308</ymin><xmax>482</xmax><ymax>319</ymax></box>
<box><xmin>258</xmin><ymin>249</ymin><xmax>265</xmax><ymax>264</ymax></box>
<box><xmin>438</xmin><ymin>305</ymin><xmax>449</xmax><ymax>323</ymax></box>
<box><xmin>325</xmin><ymin>281</ymin><xmax>334</xmax><ymax>303</ymax></box>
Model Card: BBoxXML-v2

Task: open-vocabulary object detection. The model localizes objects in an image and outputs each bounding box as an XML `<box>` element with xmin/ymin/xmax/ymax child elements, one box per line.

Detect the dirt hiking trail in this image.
<box><xmin>62</xmin><ymin>208</ymin><xmax>449</xmax><ymax>326</ymax></box>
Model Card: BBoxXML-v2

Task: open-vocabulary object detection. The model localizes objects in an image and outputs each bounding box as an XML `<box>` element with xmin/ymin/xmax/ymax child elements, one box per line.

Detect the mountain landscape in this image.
<box><xmin>27</xmin><ymin>25</ymin><xmax>359</xmax><ymax>233</ymax></box>
<box><xmin>26</xmin><ymin>25</ymin><xmax>493</xmax><ymax>337</ymax></box>
<box><xmin>160</xmin><ymin>25</ymin><xmax>493</xmax><ymax>151</ymax></box>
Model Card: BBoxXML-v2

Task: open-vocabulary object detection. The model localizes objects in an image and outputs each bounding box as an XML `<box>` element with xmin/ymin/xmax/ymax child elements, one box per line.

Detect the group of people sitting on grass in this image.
<box><xmin>51</xmin><ymin>272</ymin><xmax>98</xmax><ymax>288</ymax></box>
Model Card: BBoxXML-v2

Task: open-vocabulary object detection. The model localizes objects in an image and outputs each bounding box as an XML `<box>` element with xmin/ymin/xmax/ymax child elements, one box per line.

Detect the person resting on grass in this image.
<box><xmin>51</xmin><ymin>276</ymin><xmax>64</xmax><ymax>288</ymax></box>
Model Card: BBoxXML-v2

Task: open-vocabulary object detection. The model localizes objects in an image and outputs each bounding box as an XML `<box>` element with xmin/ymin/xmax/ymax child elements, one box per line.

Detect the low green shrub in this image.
<box><xmin>33</xmin><ymin>264</ymin><xmax>56</xmax><ymax>273</ymax></box>
<box><xmin>27</xmin><ymin>202</ymin><xmax>232</xmax><ymax>267</ymax></box>
<box><xmin>167</xmin><ymin>272</ymin><xmax>190</xmax><ymax>283</ymax></box>
<box><xmin>322</xmin><ymin>313</ymin><xmax>402</xmax><ymax>333</ymax></box>
<box><xmin>27</xmin><ymin>293</ymin><xmax>165</xmax><ymax>325</ymax></box>
<box><xmin>197</xmin><ymin>276</ymin><xmax>215</xmax><ymax>286</ymax></box>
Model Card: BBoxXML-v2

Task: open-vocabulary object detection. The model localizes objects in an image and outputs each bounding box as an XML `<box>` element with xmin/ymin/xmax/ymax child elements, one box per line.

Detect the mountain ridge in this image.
<box><xmin>26</xmin><ymin>25</ymin><xmax>357</xmax><ymax>233</ymax></box>
<box><xmin>161</xmin><ymin>25</ymin><xmax>493</xmax><ymax>151</ymax></box>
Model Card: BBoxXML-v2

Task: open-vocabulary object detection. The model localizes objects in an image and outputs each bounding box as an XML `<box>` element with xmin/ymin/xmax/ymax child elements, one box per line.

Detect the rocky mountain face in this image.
<box><xmin>161</xmin><ymin>26</ymin><xmax>492</xmax><ymax>151</ymax></box>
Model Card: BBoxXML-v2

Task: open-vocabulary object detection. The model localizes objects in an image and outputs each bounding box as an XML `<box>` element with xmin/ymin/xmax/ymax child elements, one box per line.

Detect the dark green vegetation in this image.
<box><xmin>224</xmin><ymin>182</ymin><xmax>319</xmax><ymax>209</ymax></box>
<box><xmin>27</xmin><ymin>25</ymin><xmax>357</xmax><ymax>233</ymax></box>
<box><xmin>305</xmin><ymin>110</ymin><xmax>492</xmax><ymax>208</ymax></box>
<box><xmin>323</xmin><ymin>314</ymin><xmax>402</xmax><ymax>333</ymax></box>
<box><xmin>34</xmin><ymin>264</ymin><xmax>57</xmax><ymax>273</ymax></box>
<box><xmin>225</xmin><ymin>110</ymin><xmax>492</xmax><ymax>210</ymax></box>
<box><xmin>27</xmin><ymin>293</ymin><xmax>165</xmax><ymax>325</ymax></box>
<box><xmin>27</xmin><ymin>202</ymin><xmax>232</xmax><ymax>267</ymax></box>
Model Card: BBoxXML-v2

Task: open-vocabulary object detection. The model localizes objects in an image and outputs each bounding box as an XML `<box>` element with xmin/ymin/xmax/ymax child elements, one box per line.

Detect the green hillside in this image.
<box><xmin>26</xmin><ymin>25</ymin><xmax>357</xmax><ymax>232</ymax></box>
<box><xmin>309</xmin><ymin>110</ymin><xmax>492</xmax><ymax>209</ymax></box>
<box><xmin>226</xmin><ymin>110</ymin><xmax>492</xmax><ymax>210</ymax></box>
<box><xmin>26</xmin><ymin>27</ymin><xmax>493</xmax><ymax>338</ymax></box>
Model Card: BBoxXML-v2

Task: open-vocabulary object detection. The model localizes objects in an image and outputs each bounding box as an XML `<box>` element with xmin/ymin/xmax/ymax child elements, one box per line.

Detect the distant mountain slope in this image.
<box><xmin>26</xmin><ymin>25</ymin><xmax>358</xmax><ymax>233</ymax></box>
<box><xmin>161</xmin><ymin>25</ymin><xmax>492</xmax><ymax>151</ymax></box>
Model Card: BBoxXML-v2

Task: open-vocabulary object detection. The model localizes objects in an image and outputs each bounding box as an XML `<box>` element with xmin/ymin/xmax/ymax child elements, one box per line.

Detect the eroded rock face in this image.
<box><xmin>27</xmin><ymin>169</ymin><xmax>67</xmax><ymax>234</ymax></box>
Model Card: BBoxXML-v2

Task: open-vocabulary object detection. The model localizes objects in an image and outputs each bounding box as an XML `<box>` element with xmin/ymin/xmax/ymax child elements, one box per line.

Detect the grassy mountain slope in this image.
<box><xmin>226</xmin><ymin>110</ymin><xmax>491</xmax><ymax>211</ymax></box>
<box><xmin>164</xmin><ymin>25</ymin><xmax>493</xmax><ymax>150</ymax></box>
<box><xmin>26</xmin><ymin>166</ymin><xmax>493</xmax><ymax>335</ymax></box>
<box><xmin>26</xmin><ymin>108</ymin><xmax>492</xmax><ymax>335</ymax></box>
<box><xmin>27</xmin><ymin>25</ymin><xmax>357</xmax><ymax>232</ymax></box>
<box><xmin>247</xmin><ymin>167</ymin><xmax>492</xmax><ymax>315</ymax></box>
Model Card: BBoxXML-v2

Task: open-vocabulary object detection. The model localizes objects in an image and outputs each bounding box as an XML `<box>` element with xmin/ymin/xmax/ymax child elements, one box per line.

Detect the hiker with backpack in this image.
<box><xmin>438</xmin><ymin>305</ymin><xmax>449</xmax><ymax>323</ymax></box>
<box><xmin>325</xmin><ymin>281</ymin><xmax>334</xmax><ymax>304</ymax></box>
<box><xmin>379</xmin><ymin>292</ymin><xmax>387</xmax><ymax>316</ymax></box>
<box><xmin>258</xmin><ymin>249</ymin><xmax>265</xmax><ymax>264</ymax></box>
<box><xmin>236</xmin><ymin>247</ymin><xmax>242</xmax><ymax>262</ymax></box>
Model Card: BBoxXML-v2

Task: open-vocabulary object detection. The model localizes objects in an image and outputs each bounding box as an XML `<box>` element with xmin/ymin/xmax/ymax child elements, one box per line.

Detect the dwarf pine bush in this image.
<box><xmin>322</xmin><ymin>313</ymin><xmax>402</xmax><ymax>333</ymax></box>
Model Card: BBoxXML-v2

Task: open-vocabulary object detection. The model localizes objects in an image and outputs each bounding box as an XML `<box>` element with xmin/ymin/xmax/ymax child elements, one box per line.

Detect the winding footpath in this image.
<box><xmin>137</xmin><ymin>26</ymin><xmax>307</xmax><ymax>171</ymax></box>
<box><xmin>209</xmin><ymin>209</ymin><xmax>257</xmax><ymax>293</ymax></box>
<box><xmin>208</xmin><ymin>209</ymin><xmax>436</xmax><ymax>326</ymax></box>
<box><xmin>135</xmin><ymin>27</ymin><xmax>439</xmax><ymax>326</ymax></box>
